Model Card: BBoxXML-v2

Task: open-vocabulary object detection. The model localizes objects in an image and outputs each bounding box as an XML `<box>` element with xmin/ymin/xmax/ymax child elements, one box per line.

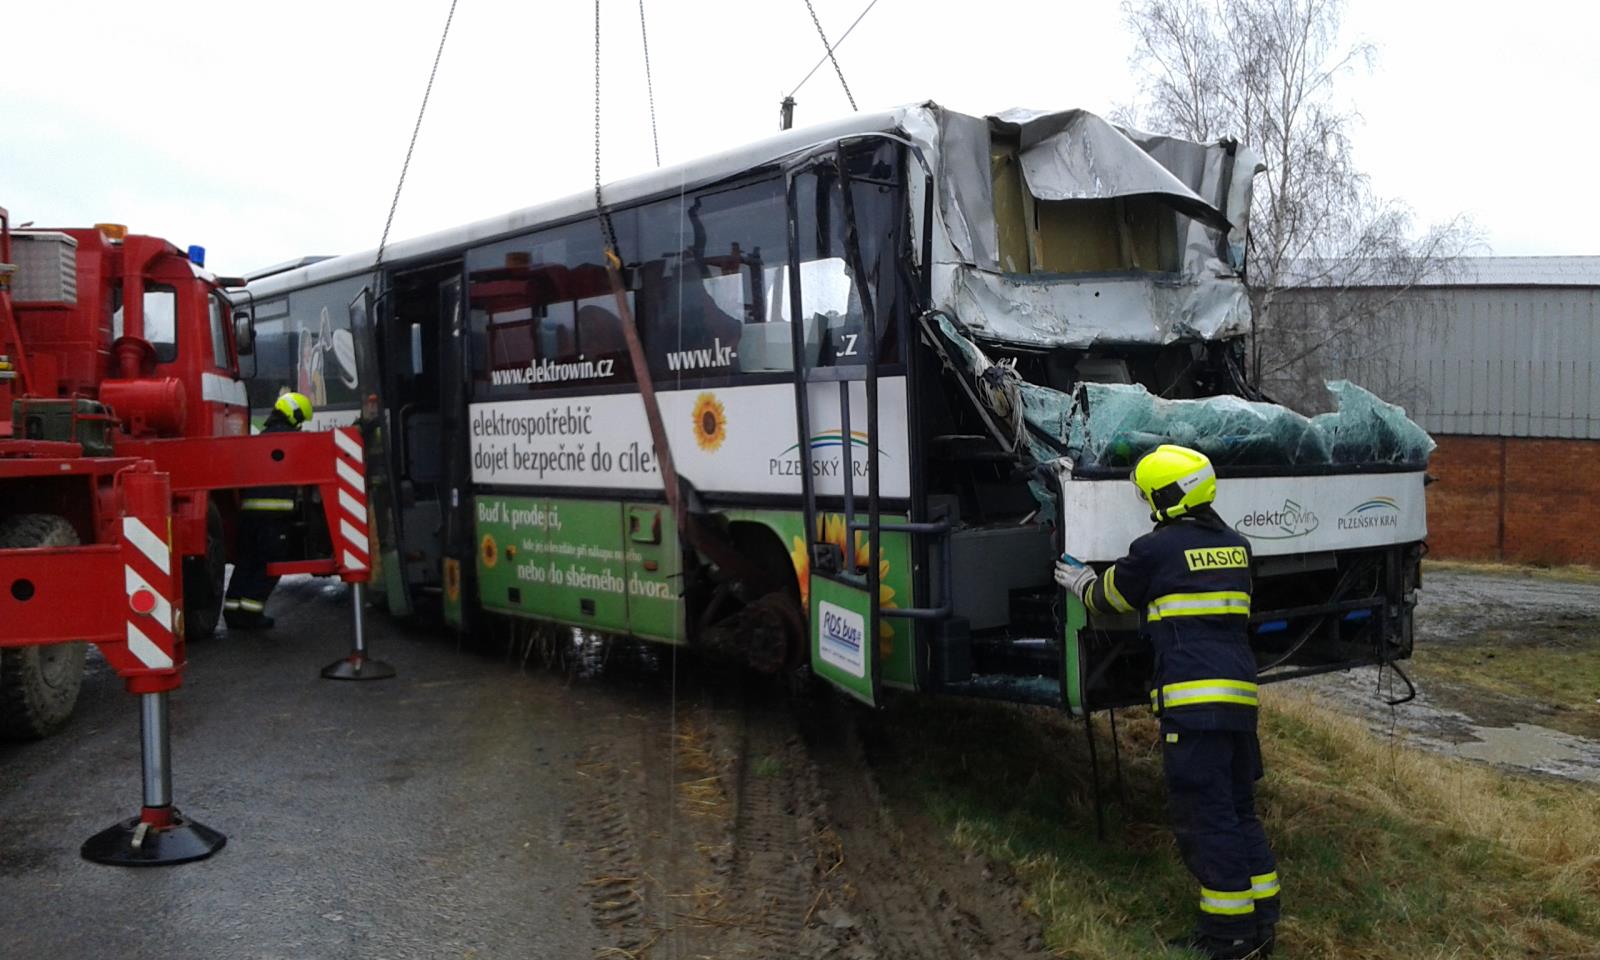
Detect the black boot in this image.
<box><xmin>224</xmin><ymin>612</ymin><xmax>276</xmax><ymax>630</ymax></box>
<box><xmin>1167</xmin><ymin>931</ymin><xmax>1265</xmax><ymax>959</ymax></box>
<box><xmin>1255</xmin><ymin>924</ymin><xmax>1276</xmax><ymax>957</ymax></box>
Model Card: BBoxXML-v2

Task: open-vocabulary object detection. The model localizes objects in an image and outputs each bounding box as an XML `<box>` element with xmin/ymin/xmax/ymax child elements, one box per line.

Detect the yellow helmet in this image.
<box><xmin>1132</xmin><ymin>444</ymin><xmax>1216</xmax><ymax>521</ymax></box>
<box><xmin>275</xmin><ymin>391</ymin><xmax>313</xmax><ymax>427</ymax></box>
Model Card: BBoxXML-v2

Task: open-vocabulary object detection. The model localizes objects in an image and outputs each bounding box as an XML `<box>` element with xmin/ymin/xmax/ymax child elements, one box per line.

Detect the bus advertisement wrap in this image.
<box><xmin>468</xmin><ymin>379</ymin><xmax>911</xmax><ymax>498</ymax></box>
<box><xmin>474</xmin><ymin>495</ymin><xmax>681</xmax><ymax>642</ymax></box>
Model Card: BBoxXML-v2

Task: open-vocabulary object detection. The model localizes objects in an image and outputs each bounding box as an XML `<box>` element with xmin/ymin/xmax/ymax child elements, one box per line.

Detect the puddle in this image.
<box><xmin>1302</xmin><ymin>669</ymin><xmax>1600</xmax><ymax>784</ymax></box>
<box><xmin>1453</xmin><ymin>722</ymin><xmax>1600</xmax><ymax>783</ymax></box>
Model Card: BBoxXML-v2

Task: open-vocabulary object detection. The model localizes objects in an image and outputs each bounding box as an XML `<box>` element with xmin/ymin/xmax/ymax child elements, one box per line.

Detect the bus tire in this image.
<box><xmin>183</xmin><ymin>500</ymin><xmax>226</xmax><ymax>641</ymax></box>
<box><xmin>713</xmin><ymin>523</ymin><xmax>806</xmax><ymax>673</ymax></box>
<box><xmin>0</xmin><ymin>514</ymin><xmax>88</xmax><ymax>740</ymax></box>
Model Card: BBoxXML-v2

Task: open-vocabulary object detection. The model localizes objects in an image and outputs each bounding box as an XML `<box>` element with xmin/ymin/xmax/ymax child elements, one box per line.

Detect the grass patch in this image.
<box><xmin>871</xmin><ymin>690</ymin><xmax>1600</xmax><ymax>959</ymax></box>
<box><xmin>1424</xmin><ymin>559</ymin><xmax>1600</xmax><ymax>585</ymax></box>
<box><xmin>1419</xmin><ymin>640</ymin><xmax>1600</xmax><ymax>739</ymax></box>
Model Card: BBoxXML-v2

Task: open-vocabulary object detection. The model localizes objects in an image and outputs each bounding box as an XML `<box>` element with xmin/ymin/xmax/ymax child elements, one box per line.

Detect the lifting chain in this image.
<box><xmin>802</xmin><ymin>0</ymin><xmax>858</xmax><ymax>111</ymax></box>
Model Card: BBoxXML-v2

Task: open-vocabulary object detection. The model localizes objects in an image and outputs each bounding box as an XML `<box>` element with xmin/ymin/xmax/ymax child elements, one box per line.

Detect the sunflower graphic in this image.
<box><xmin>790</xmin><ymin>514</ymin><xmax>899</xmax><ymax>645</ymax></box>
<box><xmin>691</xmin><ymin>392</ymin><xmax>727</xmax><ymax>452</ymax></box>
<box><xmin>479</xmin><ymin>533</ymin><xmax>498</xmax><ymax>569</ymax></box>
<box><xmin>444</xmin><ymin>557</ymin><xmax>462</xmax><ymax>603</ymax></box>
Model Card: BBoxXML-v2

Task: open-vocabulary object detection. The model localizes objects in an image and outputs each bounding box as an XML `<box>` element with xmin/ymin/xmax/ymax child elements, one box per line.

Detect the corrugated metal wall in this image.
<box><xmin>1294</xmin><ymin>286</ymin><xmax>1600</xmax><ymax>439</ymax></box>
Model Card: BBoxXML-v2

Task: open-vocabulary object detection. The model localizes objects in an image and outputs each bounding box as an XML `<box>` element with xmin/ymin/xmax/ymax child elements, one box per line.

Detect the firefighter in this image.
<box><xmin>1054</xmin><ymin>444</ymin><xmax>1279</xmax><ymax>960</ymax></box>
<box><xmin>223</xmin><ymin>392</ymin><xmax>313</xmax><ymax>630</ymax></box>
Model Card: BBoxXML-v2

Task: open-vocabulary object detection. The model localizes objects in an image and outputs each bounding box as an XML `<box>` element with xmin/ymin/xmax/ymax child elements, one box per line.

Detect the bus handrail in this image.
<box><xmin>847</xmin><ymin>516</ymin><xmax>954</xmax><ymax>621</ymax></box>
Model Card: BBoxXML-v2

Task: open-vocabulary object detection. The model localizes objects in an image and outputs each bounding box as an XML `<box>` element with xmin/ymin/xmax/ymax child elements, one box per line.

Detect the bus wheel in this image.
<box><xmin>0</xmin><ymin>514</ymin><xmax>87</xmax><ymax>740</ymax></box>
<box><xmin>183</xmin><ymin>501</ymin><xmax>226</xmax><ymax>641</ymax></box>
<box><xmin>700</xmin><ymin>590</ymin><xmax>802</xmax><ymax>675</ymax></box>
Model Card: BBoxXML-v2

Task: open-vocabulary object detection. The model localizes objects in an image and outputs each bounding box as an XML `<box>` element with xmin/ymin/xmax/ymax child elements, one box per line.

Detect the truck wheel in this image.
<box><xmin>183</xmin><ymin>501</ymin><xmax>226</xmax><ymax>640</ymax></box>
<box><xmin>0</xmin><ymin>514</ymin><xmax>87</xmax><ymax>740</ymax></box>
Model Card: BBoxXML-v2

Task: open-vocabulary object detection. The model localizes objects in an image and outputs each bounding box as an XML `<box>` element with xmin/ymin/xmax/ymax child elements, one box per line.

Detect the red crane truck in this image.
<box><xmin>0</xmin><ymin>209</ymin><xmax>375</xmax><ymax>865</ymax></box>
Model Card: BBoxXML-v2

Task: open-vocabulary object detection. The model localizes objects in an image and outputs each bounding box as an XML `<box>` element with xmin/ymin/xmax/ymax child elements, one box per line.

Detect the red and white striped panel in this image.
<box><xmin>333</xmin><ymin>426</ymin><xmax>371</xmax><ymax>578</ymax></box>
<box><xmin>120</xmin><ymin>516</ymin><xmax>177</xmax><ymax>673</ymax></box>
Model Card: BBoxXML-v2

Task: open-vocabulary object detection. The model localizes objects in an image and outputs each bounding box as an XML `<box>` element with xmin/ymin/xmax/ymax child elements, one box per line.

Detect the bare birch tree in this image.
<box><xmin>1121</xmin><ymin>0</ymin><xmax>1478</xmax><ymax>411</ymax></box>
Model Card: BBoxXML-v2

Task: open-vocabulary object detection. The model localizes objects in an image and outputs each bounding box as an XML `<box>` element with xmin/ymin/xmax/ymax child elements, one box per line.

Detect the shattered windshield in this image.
<box><xmin>929</xmin><ymin>313</ymin><xmax>1434</xmax><ymax>479</ymax></box>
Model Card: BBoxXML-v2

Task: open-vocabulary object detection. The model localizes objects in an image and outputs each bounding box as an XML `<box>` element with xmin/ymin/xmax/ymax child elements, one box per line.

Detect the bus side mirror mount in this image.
<box><xmin>233</xmin><ymin>309</ymin><xmax>255</xmax><ymax>355</ymax></box>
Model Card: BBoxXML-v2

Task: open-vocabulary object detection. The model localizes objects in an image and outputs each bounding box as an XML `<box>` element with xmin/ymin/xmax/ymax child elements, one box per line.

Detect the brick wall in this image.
<box><xmin>1425</xmin><ymin>434</ymin><xmax>1600</xmax><ymax>566</ymax></box>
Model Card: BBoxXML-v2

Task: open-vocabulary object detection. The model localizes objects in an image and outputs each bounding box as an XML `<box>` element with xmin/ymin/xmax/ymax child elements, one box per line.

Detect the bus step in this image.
<box><xmin>971</xmin><ymin>635</ymin><xmax>1059</xmax><ymax>677</ymax></box>
<box><xmin>939</xmin><ymin>672</ymin><xmax>1062</xmax><ymax>708</ymax></box>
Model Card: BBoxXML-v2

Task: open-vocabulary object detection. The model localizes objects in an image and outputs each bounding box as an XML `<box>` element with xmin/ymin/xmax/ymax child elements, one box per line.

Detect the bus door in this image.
<box><xmin>347</xmin><ymin>287</ymin><xmax>409</xmax><ymax>613</ymax></box>
<box><xmin>435</xmin><ymin>274</ymin><xmax>476</xmax><ymax>631</ymax></box>
<box><xmin>385</xmin><ymin>262</ymin><xmax>463</xmax><ymax>615</ymax></box>
<box><xmin>349</xmin><ymin>262</ymin><xmax>463</xmax><ymax>617</ymax></box>
<box><xmin>788</xmin><ymin>152</ymin><xmax>888</xmax><ymax>707</ymax></box>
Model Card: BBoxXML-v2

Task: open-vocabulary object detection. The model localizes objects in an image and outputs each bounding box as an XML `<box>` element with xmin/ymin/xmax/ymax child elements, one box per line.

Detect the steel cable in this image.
<box><xmin>790</xmin><ymin>0</ymin><xmax>879</xmax><ymax>100</ymax></box>
<box><xmin>374</xmin><ymin>0</ymin><xmax>460</xmax><ymax>279</ymax></box>
<box><xmin>638</xmin><ymin>0</ymin><xmax>661</xmax><ymax>167</ymax></box>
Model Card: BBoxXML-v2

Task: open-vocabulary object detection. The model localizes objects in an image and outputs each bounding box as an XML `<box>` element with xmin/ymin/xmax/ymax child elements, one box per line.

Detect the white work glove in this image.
<box><xmin>1054</xmin><ymin>558</ymin><xmax>1098</xmax><ymax>600</ymax></box>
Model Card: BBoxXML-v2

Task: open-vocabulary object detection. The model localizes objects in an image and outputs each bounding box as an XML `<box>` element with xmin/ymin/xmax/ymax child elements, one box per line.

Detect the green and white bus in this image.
<box><xmin>234</xmin><ymin>103</ymin><xmax>1431</xmax><ymax>710</ymax></box>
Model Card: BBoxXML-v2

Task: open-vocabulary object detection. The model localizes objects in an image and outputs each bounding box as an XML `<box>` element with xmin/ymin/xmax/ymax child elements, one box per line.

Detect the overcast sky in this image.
<box><xmin>3</xmin><ymin>0</ymin><xmax>1592</xmax><ymax>274</ymax></box>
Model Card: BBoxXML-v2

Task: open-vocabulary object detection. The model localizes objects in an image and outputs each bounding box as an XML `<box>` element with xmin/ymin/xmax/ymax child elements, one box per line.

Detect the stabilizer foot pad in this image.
<box><xmin>321</xmin><ymin>654</ymin><xmax>396</xmax><ymax>681</ymax></box>
<box><xmin>81</xmin><ymin>811</ymin><xmax>226</xmax><ymax>867</ymax></box>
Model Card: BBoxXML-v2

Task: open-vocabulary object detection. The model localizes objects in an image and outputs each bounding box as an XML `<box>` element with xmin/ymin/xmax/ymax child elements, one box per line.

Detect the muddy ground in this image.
<box><xmin>3</xmin><ymin>566</ymin><xmax>1596</xmax><ymax>958</ymax></box>
<box><xmin>0</xmin><ymin>578</ymin><xmax>1048</xmax><ymax>959</ymax></box>
<box><xmin>1305</xmin><ymin>566</ymin><xmax>1600</xmax><ymax>782</ymax></box>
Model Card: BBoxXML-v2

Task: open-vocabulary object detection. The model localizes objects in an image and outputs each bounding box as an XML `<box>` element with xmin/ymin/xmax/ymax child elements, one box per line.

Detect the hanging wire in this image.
<box><xmin>638</xmin><ymin>0</ymin><xmax>661</xmax><ymax>167</ymax></box>
<box><xmin>789</xmin><ymin>0</ymin><xmax>879</xmax><ymax>99</ymax></box>
<box><xmin>374</xmin><ymin>0</ymin><xmax>460</xmax><ymax>279</ymax></box>
<box><xmin>801</xmin><ymin>0</ymin><xmax>858</xmax><ymax>111</ymax></box>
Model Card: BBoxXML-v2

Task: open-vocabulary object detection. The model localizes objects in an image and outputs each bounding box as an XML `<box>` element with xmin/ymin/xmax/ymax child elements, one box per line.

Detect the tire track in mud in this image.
<box><xmin>797</xmin><ymin>699</ymin><xmax>1048</xmax><ymax>960</ymax></box>
<box><xmin>712</xmin><ymin>697</ymin><xmax>837</xmax><ymax>959</ymax></box>
<box><xmin>571</xmin><ymin>741</ymin><xmax>660</xmax><ymax>958</ymax></box>
<box><xmin>565</xmin><ymin>666</ymin><xmax>1046</xmax><ymax>960</ymax></box>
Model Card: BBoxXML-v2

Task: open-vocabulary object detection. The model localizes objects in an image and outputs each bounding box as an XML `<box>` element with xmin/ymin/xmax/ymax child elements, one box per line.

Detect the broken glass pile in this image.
<box><xmin>930</xmin><ymin>314</ymin><xmax>1434</xmax><ymax>475</ymax></box>
<box><xmin>1068</xmin><ymin>380</ymin><xmax>1435</xmax><ymax>472</ymax></box>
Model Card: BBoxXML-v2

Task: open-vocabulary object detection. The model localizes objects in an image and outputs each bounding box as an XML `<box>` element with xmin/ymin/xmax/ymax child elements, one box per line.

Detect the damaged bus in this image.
<box><xmin>234</xmin><ymin>103</ymin><xmax>1430</xmax><ymax>712</ymax></box>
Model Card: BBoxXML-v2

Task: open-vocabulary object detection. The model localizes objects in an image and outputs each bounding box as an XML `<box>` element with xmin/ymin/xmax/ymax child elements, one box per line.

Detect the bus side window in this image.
<box><xmin>788</xmin><ymin>145</ymin><xmax>903</xmax><ymax>369</ymax></box>
<box><xmin>634</xmin><ymin>181</ymin><xmax>794</xmax><ymax>378</ymax></box>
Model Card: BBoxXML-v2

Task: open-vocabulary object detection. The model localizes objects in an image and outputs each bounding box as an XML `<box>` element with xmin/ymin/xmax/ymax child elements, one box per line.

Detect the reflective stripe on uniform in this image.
<box><xmin>1252</xmin><ymin>872</ymin><xmax>1280</xmax><ymax>899</ymax></box>
<box><xmin>1102</xmin><ymin>566</ymin><xmax>1136</xmax><ymax>613</ymax></box>
<box><xmin>1199</xmin><ymin>887</ymin><xmax>1255</xmax><ymax>916</ymax></box>
<box><xmin>1150</xmin><ymin>678</ymin><xmax>1260</xmax><ymax>710</ymax></box>
<box><xmin>223</xmin><ymin>600</ymin><xmax>240</xmax><ymax>611</ymax></box>
<box><xmin>238</xmin><ymin>598</ymin><xmax>266</xmax><ymax>612</ymax></box>
<box><xmin>1146</xmin><ymin>590</ymin><xmax>1250</xmax><ymax>621</ymax></box>
<box><xmin>241</xmin><ymin>498</ymin><xmax>295</xmax><ymax>512</ymax></box>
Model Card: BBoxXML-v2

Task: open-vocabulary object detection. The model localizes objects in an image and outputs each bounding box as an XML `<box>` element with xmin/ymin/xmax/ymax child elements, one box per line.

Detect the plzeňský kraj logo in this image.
<box><xmin>769</xmin><ymin>430</ymin><xmax>884</xmax><ymax>479</ymax></box>
<box><xmin>1338</xmin><ymin>496</ymin><xmax>1401</xmax><ymax>531</ymax></box>
<box><xmin>1235</xmin><ymin>499</ymin><xmax>1320</xmax><ymax>540</ymax></box>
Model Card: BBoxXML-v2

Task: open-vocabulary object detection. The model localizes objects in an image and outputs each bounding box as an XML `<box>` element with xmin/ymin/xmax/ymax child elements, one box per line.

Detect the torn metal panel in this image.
<box><xmin>896</xmin><ymin>105</ymin><xmax>1259</xmax><ymax>350</ymax></box>
<box><xmin>941</xmin><ymin>262</ymin><xmax>1252</xmax><ymax>348</ymax></box>
<box><xmin>902</xmin><ymin>104</ymin><xmax>996</xmax><ymax>269</ymax></box>
<box><xmin>992</xmin><ymin>109</ymin><xmax>1231</xmax><ymax>231</ymax></box>
<box><xmin>1123</xmin><ymin>130</ymin><xmax>1264</xmax><ymax>271</ymax></box>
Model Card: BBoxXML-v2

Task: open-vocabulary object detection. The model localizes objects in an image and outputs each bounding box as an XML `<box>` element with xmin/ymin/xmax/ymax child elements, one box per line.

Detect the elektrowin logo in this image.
<box><xmin>1338</xmin><ymin>496</ymin><xmax>1401</xmax><ymax>531</ymax></box>
<box><xmin>1234</xmin><ymin>499</ymin><xmax>1320</xmax><ymax>540</ymax></box>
